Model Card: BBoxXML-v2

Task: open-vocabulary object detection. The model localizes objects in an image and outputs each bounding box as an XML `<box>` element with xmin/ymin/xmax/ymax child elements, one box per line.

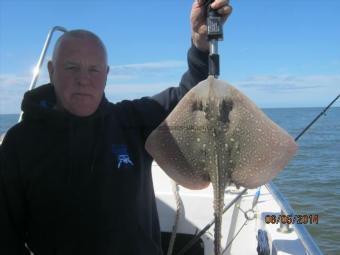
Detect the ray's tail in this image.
<box><xmin>212</xmin><ymin>181</ymin><xmax>226</xmax><ymax>255</ymax></box>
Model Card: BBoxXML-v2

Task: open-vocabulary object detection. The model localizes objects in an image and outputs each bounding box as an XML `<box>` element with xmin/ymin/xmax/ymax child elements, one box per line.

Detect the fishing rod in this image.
<box><xmin>294</xmin><ymin>94</ymin><xmax>340</xmax><ymax>142</ymax></box>
<box><xmin>176</xmin><ymin>95</ymin><xmax>339</xmax><ymax>254</ymax></box>
<box><xmin>175</xmin><ymin>188</ymin><xmax>247</xmax><ymax>255</ymax></box>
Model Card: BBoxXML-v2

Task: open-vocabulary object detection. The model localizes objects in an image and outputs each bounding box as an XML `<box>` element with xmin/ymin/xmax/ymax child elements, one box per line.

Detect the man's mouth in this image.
<box><xmin>73</xmin><ymin>93</ymin><xmax>92</xmax><ymax>97</ymax></box>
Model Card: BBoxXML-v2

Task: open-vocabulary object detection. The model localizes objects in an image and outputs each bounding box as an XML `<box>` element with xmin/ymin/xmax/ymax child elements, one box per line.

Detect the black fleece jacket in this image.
<box><xmin>0</xmin><ymin>45</ymin><xmax>208</xmax><ymax>255</ymax></box>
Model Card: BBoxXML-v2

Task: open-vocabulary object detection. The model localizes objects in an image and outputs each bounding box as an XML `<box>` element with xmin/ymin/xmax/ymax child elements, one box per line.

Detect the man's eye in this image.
<box><xmin>66</xmin><ymin>66</ymin><xmax>78</xmax><ymax>70</ymax></box>
<box><xmin>89</xmin><ymin>68</ymin><xmax>100</xmax><ymax>73</ymax></box>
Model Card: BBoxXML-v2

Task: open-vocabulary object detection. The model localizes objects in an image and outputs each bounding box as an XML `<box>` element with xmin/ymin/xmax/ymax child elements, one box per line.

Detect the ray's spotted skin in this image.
<box><xmin>145</xmin><ymin>76</ymin><xmax>297</xmax><ymax>254</ymax></box>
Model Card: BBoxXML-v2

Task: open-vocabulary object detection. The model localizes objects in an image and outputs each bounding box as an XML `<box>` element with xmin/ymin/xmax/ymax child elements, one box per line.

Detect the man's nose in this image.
<box><xmin>77</xmin><ymin>69</ymin><xmax>91</xmax><ymax>86</ymax></box>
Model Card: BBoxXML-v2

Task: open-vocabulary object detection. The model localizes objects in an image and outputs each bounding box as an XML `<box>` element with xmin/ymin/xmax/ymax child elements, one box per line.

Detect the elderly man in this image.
<box><xmin>0</xmin><ymin>1</ymin><xmax>232</xmax><ymax>254</ymax></box>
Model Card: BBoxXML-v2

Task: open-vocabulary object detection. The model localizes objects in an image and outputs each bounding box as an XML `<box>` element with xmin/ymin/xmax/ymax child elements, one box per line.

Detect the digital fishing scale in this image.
<box><xmin>201</xmin><ymin>0</ymin><xmax>224</xmax><ymax>78</ymax></box>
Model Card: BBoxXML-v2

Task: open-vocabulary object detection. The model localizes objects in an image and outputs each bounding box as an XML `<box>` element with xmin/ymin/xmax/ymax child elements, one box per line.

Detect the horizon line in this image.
<box><xmin>1</xmin><ymin>105</ymin><xmax>339</xmax><ymax>115</ymax></box>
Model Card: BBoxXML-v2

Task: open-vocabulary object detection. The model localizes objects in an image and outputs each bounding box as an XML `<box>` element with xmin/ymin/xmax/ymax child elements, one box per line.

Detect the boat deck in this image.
<box><xmin>153</xmin><ymin>163</ymin><xmax>310</xmax><ymax>255</ymax></box>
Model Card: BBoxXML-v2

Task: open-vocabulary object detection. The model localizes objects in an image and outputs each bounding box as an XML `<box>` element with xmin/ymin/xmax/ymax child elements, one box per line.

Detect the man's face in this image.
<box><xmin>48</xmin><ymin>36</ymin><xmax>109</xmax><ymax>117</ymax></box>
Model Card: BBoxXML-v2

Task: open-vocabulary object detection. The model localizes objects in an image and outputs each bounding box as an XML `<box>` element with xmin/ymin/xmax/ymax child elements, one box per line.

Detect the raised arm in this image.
<box><xmin>115</xmin><ymin>0</ymin><xmax>232</xmax><ymax>138</ymax></box>
<box><xmin>151</xmin><ymin>0</ymin><xmax>232</xmax><ymax>113</ymax></box>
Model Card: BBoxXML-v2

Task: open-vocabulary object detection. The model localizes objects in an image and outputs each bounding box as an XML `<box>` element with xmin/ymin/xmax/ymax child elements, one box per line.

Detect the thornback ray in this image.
<box><xmin>145</xmin><ymin>75</ymin><xmax>298</xmax><ymax>255</ymax></box>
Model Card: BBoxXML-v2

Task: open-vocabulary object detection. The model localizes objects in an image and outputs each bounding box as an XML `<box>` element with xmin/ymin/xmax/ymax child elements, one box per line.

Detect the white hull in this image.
<box><xmin>153</xmin><ymin>163</ymin><xmax>320</xmax><ymax>255</ymax></box>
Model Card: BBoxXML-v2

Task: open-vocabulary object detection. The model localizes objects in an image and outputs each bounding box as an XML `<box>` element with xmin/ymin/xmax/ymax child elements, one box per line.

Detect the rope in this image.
<box><xmin>167</xmin><ymin>181</ymin><xmax>183</xmax><ymax>255</ymax></box>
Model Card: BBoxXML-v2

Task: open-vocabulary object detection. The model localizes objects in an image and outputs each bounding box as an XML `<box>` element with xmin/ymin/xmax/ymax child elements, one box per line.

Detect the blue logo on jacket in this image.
<box><xmin>112</xmin><ymin>144</ymin><xmax>134</xmax><ymax>169</ymax></box>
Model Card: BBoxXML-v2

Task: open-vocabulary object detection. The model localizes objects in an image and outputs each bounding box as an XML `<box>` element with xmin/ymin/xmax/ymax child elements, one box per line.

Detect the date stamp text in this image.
<box><xmin>265</xmin><ymin>214</ymin><xmax>319</xmax><ymax>224</ymax></box>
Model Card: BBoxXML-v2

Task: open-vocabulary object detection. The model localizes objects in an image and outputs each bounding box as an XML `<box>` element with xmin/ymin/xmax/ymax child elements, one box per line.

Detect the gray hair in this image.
<box><xmin>52</xmin><ymin>29</ymin><xmax>108</xmax><ymax>63</ymax></box>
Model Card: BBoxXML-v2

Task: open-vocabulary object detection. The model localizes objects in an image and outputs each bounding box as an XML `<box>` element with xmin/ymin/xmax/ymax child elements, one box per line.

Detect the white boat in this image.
<box><xmin>0</xmin><ymin>26</ymin><xmax>323</xmax><ymax>255</ymax></box>
<box><xmin>153</xmin><ymin>162</ymin><xmax>322</xmax><ymax>255</ymax></box>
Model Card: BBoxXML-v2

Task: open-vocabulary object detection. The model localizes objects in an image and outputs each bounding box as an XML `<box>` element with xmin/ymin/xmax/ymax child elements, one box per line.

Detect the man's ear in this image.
<box><xmin>47</xmin><ymin>61</ymin><xmax>54</xmax><ymax>83</ymax></box>
<box><xmin>104</xmin><ymin>65</ymin><xmax>110</xmax><ymax>88</ymax></box>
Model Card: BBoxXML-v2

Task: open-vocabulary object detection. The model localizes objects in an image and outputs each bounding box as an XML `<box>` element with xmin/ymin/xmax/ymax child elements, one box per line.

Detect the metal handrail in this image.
<box><xmin>18</xmin><ymin>26</ymin><xmax>67</xmax><ymax>122</ymax></box>
<box><xmin>265</xmin><ymin>181</ymin><xmax>323</xmax><ymax>255</ymax></box>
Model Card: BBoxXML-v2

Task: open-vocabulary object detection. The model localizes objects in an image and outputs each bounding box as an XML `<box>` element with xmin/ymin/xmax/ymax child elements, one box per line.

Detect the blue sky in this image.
<box><xmin>0</xmin><ymin>0</ymin><xmax>339</xmax><ymax>114</ymax></box>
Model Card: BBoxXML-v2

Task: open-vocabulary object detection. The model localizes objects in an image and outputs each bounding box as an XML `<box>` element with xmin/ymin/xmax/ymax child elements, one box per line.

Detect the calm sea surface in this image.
<box><xmin>0</xmin><ymin>107</ymin><xmax>339</xmax><ymax>254</ymax></box>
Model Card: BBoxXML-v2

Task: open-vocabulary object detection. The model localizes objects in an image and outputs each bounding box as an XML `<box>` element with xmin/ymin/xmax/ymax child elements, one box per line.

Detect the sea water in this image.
<box><xmin>265</xmin><ymin>107</ymin><xmax>340</xmax><ymax>255</ymax></box>
<box><xmin>0</xmin><ymin>107</ymin><xmax>339</xmax><ymax>254</ymax></box>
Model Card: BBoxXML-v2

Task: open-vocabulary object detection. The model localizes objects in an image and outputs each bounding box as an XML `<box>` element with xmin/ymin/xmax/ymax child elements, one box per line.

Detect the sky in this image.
<box><xmin>0</xmin><ymin>0</ymin><xmax>339</xmax><ymax>114</ymax></box>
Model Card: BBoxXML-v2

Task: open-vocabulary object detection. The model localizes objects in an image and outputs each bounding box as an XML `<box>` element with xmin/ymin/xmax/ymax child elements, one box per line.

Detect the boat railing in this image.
<box><xmin>18</xmin><ymin>26</ymin><xmax>67</xmax><ymax>122</ymax></box>
<box><xmin>265</xmin><ymin>181</ymin><xmax>323</xmax><ymax>255</ymax></box>
<box><xmin>0</xmin><ymin>26</ymin><xmax>67</xmax><ymax>146</ymax></box>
